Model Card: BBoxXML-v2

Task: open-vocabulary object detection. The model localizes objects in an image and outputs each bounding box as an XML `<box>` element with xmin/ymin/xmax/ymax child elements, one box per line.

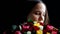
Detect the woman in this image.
<box><xmin>3</xmin><ymin>0</ymin><xmax>58</xmax><ymax>34</ymax></box>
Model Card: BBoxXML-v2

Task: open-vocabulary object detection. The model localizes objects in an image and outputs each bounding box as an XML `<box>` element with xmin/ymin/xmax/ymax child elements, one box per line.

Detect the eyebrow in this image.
<box><xmin>33</xmin><ymin>10</ymin><xmax>41</xmax><ymax>13</ymax></box>
<box><xmin>34</xmin><ymin>10</ymin><xmax>41</xmax><ymax>12</ymax></box>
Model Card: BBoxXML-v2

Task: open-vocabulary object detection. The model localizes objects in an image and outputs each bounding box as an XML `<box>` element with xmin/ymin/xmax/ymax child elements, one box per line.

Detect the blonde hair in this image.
<box><xmin>41</xmin><ymin>1</ymin><xmax>50</xmax><ymax>25</ymax></box>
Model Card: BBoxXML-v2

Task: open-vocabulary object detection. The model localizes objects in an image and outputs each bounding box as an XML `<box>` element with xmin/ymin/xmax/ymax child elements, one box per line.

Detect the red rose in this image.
<box><xmin>33</xmin><ymin>26</ymin><xmax>40</xmax><ymax>31</ymax></box>
<box><xmin>14</xmin><ymin>31</ymin><xmax>22</xmax><ymax>34</ymax></box>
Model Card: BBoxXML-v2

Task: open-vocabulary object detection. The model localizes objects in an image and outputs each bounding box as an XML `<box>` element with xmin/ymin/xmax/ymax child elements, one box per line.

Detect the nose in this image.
<box><xmin>38</xmin><ymin>16</ymin><xmax>43</xmax><ymax>21</ymax></box>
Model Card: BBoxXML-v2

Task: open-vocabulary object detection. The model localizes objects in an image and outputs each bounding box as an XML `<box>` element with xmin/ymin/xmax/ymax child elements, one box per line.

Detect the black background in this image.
<box><xmin>0</xmin><ymin>0</ymin><xmax>60</xmax><ymax>31</ymax></box>
<box><xmin>43</xmin><ymin>0</ymin><xmax>60</xmax><ymax>28</ymax></box>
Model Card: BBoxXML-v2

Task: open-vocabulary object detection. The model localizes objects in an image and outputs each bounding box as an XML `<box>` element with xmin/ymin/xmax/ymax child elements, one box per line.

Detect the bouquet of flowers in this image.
<box><xmin>3</xmin><ymin>19</ymin><xmax>59</xmax><ymax>34</ymax></box>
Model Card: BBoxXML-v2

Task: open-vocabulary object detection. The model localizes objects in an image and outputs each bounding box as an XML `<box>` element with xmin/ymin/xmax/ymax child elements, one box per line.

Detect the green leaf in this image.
<box><xmin>12</xmin><ymin>25</ymin><xmax>17</xmax><ymax>31</ymax></box>
<box><xmin>27</xmin><ymin>18</ymin><xmax>33</xmax><ymax>22</ymax></box>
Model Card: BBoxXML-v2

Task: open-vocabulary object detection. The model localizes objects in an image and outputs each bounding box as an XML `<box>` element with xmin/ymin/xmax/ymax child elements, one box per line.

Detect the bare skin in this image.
<box><xmin>27</xmin><ymin>2</ymin><xmax>46</xmax><ymax>23</ymax></box>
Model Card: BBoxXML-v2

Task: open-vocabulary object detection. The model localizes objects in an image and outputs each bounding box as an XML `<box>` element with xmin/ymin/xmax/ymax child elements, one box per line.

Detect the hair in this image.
<box><xmin>17</xmin><ymin>0</ymin><xmax>49</xmax><ymax>25</ymax></box>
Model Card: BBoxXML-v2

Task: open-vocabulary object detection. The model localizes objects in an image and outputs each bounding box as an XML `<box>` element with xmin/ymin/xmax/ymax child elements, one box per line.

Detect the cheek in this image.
<box><xmin>32</xmin><ymin>15</ymin><xmax>39</xmax><ymax>21</ymax></box>
<box><xmin>42</xmin><ymin>16</ymin><xmax>45</xmax><ymax>21</ymax></box>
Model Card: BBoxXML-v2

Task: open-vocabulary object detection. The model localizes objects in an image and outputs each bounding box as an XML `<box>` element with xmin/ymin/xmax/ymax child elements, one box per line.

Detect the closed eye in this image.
<box><xmin>34</xmin><ymin>11</ymin><xmax>41</xmax><ymax>15</ymax></box>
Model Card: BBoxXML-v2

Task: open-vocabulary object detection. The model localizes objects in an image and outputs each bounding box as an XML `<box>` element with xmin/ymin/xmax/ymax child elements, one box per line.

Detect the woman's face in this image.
<box><xmin>27</xmin><ymin>3</ymin><xmax>46</xmax><ymax>23</ymax></box>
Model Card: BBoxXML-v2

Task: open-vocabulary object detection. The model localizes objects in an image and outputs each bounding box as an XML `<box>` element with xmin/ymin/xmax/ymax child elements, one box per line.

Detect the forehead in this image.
<box><xmin>32</xmin><ymin>2</ymin><xmax>46</xmax><ymax>13</ymax></box>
